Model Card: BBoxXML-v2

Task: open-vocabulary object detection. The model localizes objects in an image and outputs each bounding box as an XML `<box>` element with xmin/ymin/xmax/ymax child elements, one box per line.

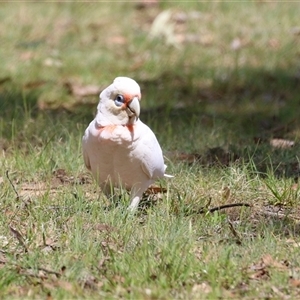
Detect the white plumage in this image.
<box><xmin>82</xmin><ymin>77</ymin><xmax>168</xmax><ymax>210</ymax></box>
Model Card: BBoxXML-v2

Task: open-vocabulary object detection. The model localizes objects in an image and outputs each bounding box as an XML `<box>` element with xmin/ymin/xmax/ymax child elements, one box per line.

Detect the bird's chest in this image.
<box><xmin>91</xmin><ymin>124</ymin><xmax>139</xmax><ymax>168</ymax></box>
<box><xmin>97</xmin><ymin>125</ymin><xmax>135</xmax><ymax>145</ymax></box>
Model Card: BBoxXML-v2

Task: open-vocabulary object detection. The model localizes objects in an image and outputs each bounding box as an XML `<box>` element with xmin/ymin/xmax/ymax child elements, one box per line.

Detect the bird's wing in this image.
<box><xmin>136</xmin><ymin>123</ymin><xmax>165</xmax><ymax>180</ymax></box>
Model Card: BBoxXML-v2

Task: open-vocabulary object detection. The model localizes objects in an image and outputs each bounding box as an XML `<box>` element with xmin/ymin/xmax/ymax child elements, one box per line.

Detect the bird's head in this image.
<box><xmin>96</xmin><ymin>77</ymin><xmax>141</xmax><ymax>127</ymax></box>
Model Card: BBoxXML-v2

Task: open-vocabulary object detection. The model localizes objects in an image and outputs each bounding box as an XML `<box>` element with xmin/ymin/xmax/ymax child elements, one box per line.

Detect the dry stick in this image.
<box><xmin>6</xmin><ymin>171</ymin><xmax>29</xmax><ymax>252</ymax></box>
<box><xmin>0</xmin><ymin>258</ymin><xmax>61</xmax><ymax>278</ymax></box>
<box><xmin>197</xmin><ymin>203</ymin><xmax>251</xmax><ymax>214</ymax></box>
<box><xmin>6</xmin><ymin>170</ymin><xmax>20</xmax><ymax>200</ymax></box>
<box><xmin>19</xmin><ymin>266</ymin><xmax>61</xmax><ymax>279</ymax></box>
<box><xmin>208</xmin><ymin>202</ymin><xmax>251</xmax><ymax>213</ymax></box>
<box><xmin>227</xmin><ymin>218</ymin><xmax>242</xmax><ymax>244</ymax></box>
<box><xmin>258</xmin><ymin>209</ymin><xmax>300</xmax><ymax>220</ymax></box>
<box><xmin>36</xmin><ymin>266</ymin><xmax>61</xmax><ymax>277</ymax></box>
<box><xmin>6</xmin><ymin>170</ymin><xmax>32</xmax><ymax>228</ymax></box>
<box><xmin>5</xmin><ymin>172</ymin><xmax>24</xmax><ymax>247</ymax></box>
<box><xmin>9</xmin><ymin>226</ymin><xmax>28</xmax><ymax>253</ymax></box>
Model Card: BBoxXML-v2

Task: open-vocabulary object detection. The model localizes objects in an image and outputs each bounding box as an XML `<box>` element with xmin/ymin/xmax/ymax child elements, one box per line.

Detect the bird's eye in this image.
<box><xmin>114</xmin><ymin>94</ymin><xmax>124</xmax><ymax>107</ymax></box>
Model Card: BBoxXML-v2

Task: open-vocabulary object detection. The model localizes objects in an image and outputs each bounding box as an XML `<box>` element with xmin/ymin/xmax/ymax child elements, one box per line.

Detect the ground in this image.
<box><xmin>1</xmin><ymin>2</ymin><xmax>300</xmax><ymax>299</ymax></box>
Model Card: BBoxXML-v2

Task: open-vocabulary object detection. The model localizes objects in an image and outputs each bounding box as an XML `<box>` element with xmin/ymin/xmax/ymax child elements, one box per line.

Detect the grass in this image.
<box><xmin>1</xmin><ymin>1</ymin><xmax>300</xmax><ymax>299</ymax></box>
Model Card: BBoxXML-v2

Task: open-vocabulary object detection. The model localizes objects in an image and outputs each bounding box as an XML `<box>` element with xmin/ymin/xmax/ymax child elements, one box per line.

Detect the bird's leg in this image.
<box><xmin>99</xmin><ymin>182</ymin><xmax>119</xmax><ymax>205</ymax></box>
<box><xmin>127</xmin><ymin>195</ymin><xmax>142</xmax><ymax>211</ymax></box>
<box><xmin>127</xmin><ymin>182</ymin><xmax>150</xmax><ymax>211</ymax></box>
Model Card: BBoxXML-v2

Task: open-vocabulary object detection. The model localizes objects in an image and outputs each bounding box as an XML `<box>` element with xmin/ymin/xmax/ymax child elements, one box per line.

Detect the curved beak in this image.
<box><xmin>127</xmin><ymin>97</ymin><xmax>140</xmax><ymax>120</ymax></box>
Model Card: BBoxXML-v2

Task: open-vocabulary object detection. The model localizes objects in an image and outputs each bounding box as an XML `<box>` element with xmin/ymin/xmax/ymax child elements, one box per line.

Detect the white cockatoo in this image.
<box><xmin>82</xmin><ymin>77</ymin><xmax>169</xmax><ymax>210</ymax></box>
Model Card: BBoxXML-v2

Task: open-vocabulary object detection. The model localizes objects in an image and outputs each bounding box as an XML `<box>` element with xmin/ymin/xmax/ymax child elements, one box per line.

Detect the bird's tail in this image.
<box><xmin>164</xmin><ymin>164</ymin><xmax>174</xmax><ymax>178</ymax></box>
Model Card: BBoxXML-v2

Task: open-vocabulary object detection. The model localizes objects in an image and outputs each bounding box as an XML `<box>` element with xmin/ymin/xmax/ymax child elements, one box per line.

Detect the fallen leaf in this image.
<box><xmin>53</xmin><ymin>168</ymin><xmax>75</xmax><ymax>184</ymax></box>
<box><xmin>0</xmin><ymin>254</ymin><xmax>7</xmax><ymax>265</ymax></box>
<box><xmin>231</xmin><ymin>38</ymin><xmax>242</xmax><ymax>51</ymax></box>
<box><xmin>113</xmin><ymin>275</ymin><xmax>125</xmax><ymax>284</ymax></box>
<box><xmin>40</xmin><ymin>236</ymin><xmax>59</xmax><ymax>253</ymax></box>
<box><xmin>222</xmin><ymin>186</ymin><xmax>231</xmax><ymax>201</ymax></box>
<box><xmin>0</xmin><ymin>235</ymin><xmax>8</xmax><ymax>247</ymax></box>
<box><xmin>98</xmin><ymin>256</ymin><xmax>110</xmax><ymax>269</ymax></box>
<box><xmin>141</xmin><ymin>185</ymin><xmax>167</xmax><ymax>205</ymax></box>
<box><xmin>271</xmin><ymin>286</ymin><xmax>289</xmax><ymax>299</ymax></box>
<box><xmin>144</xmin><ymin>288</ymin><xmax>152</xmax><ymax>295</ymax></box>
<box><xmin>285</xmin><ymin>238</ymin><xmax>300</xmax><ymax>247</ymax></box>
<box><xmin>94</xmin><ymin>224</ymin><xmax>116</xmax><ymax>233</ymax></box>
<box><xmin>249</xmin><ymin>254</ymin><xmax>289</xmax><ymax>280</ymax></box>
<box><xmin>268</xmin><ymin>38</ymin><xmax>280</xmax><ymax>49</ymax></box>
<box><xmin>173</xmin><ymin>11</ymin><xmax>205</xmax><ymax>23</ymax></box>
<box><xmin>230</xmin><ymin>37</ymin><xmax>250</xmax><ymax>51</ymax></box>
<box><xmin>19</xmin><ymin>51</ymin><xmax>35</xmax><ymax>61</ymax></box>
<box><xmin>135</xmin><ymin>0</ymin><xmax>158</xmax><ymax>10</ymax></box>
<box><xmin>145</xmin><ymin>185</ymin><xmax>167</xmax><ymax>194</ymax></box>
<box><xmin>101</xmin><ymin>241</ymin><xmax>118</xmax><ymax>252</ymax></box>
<box><xmin>150</xmin><ymin>10</ymin><xmax>179</xmax><ymax>46</ymax></box>
<box><xmin>41</xmin><ymin>245</ymin><xmax>56</xmax><ymax>254</ymax></box>
<box><xmin>44</xmin><ymin>58</ymin><xmax>62</xmax><ymax>67</ymax></box>
<box><xmin>290</xmin><ymin>277</ymin><xmax>300</xmax><ymax>287</ymax></box>
<box><xmin>183</xmin><ymin>33</ymin><xmax>214</xmax><ymax>46</ymax></box>
<box><xmin>81</xmin><ymin>274</ymin><xmax>97</xmax><ymax>290</ymax></box>
<box><xmin>249</xmin><ymin>268</ymin><xmax>269</xmax><ymax>280</ymax></box>
<box><xmin>46</xmin><ymin>292</ymin><xmax>53</xmax><ymax>300</ymax></box>
<box><xmin>109</xmin><ymin>35</ymin><xmax>127</xmax><ymax>45</ymax></box>
<box><xmin>199</xmin><ymin>34</ymin><xmax>214</xmax><ymax>46</ymax></box>
<box><xmin>270</xmin><ymin>138</ymin><xmax>294</xmax><ymax>149</ymax></box>
<box><xmin>20</xmin><ymin>182</ymin><xmax>57</xmax><ymax>199</ymax></box>
<box><xmin>57</xmin><ymin>280</ymin><xmax>74</xmax><ymax>292</ymax></box>
<box><xmin>42</xmin><ymin>279</ymin><xmax>74</xmax><ymax>293</ymax></box>
<box><xmin>192</xmin><ymin>282</ymin><xmax>212</xmax><ymax>294</ymax></box>
<box><xmin>64</xmin><ymin>81</ymin><xmax>101</xmax><ymax>98</ymax></box>
<box><xmin>291</xmin><ymin>183</ymin><xmax>299</xmax><ymax>191</ymax></box>
<box><xmin>261</xmin><ymin>254</ymin><xmax>288</xmax><ymax>270</ymax></box>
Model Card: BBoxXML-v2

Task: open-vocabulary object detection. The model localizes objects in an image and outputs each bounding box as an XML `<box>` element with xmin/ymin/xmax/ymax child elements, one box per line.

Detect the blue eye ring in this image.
<box><xmin>114</xmin><ymin>94</ymin><xmax>125</xmax><ymax>107</ymax></box>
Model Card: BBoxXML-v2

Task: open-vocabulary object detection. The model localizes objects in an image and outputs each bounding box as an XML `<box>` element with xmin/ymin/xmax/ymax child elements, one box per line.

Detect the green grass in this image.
<box><xmin>1</xmin><ymin>1</ymin><xmax>300</xmax><ymax>299</ymax></box>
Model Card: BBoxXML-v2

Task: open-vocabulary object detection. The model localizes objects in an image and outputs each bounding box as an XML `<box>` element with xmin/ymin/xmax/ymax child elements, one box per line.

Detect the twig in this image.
<box><xmin>37</xmin><ymin>266</ymin><xmax>61</xmax><ymax>277</ymax></box>
<box><xmin>6</xmin><ymin>170</ymin><xmax>20</xmax><ymax>200</ymax></box>
<box><xmin>9</xmin><ymin>226</ymin><xmax>28</xmax><ymax>253</ymax></box>
<box><xmin>208</xmin><ymin>203</ymin><xmax>251</xmax><ymax>213</ymax></box>
<box><xmin>257</xmin><ymin>209</ymin><xmax>300</xmax><ymax>220</ymax></box>
<box><xmin>0</xmin><ymin>258</ymin><xmax>61</xmax><ymax>278</ymax></box>
<box><xmin>227</xmin><ymin>218</ymin><xmax>242</xmax><ymax>245</ymax></box>
<box><xmin>196</xmin><ymin>203</ymin><xmax>251</xmax><ymax>215</ymax></box>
